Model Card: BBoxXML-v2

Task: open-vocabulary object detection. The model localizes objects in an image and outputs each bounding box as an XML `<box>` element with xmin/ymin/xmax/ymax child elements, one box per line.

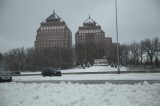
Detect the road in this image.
<box><xmin>12</xmin><ymin>71</ymin><xmax>160</xmax><ymax>84</ymax></box>
<box><xmin>13</xmin><ymin>80</ymin><xmax>160</xmax><ymax>84</ymax></box>
<box><xmin>13</xmin><ymin>70</ymin><xmax>160</xmax><ymax>76</ymax></box>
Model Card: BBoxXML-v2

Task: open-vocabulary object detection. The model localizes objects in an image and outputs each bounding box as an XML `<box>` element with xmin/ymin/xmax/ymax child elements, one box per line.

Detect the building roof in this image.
<box><xmin>46</xmin><ymin>10</ymin><xmax>61</xmax><ymax>22</ymax></box>
<box><xmin>83</xmin><ymin>15</ymin><xmax>97</xmax><ymax>26</ymax></box>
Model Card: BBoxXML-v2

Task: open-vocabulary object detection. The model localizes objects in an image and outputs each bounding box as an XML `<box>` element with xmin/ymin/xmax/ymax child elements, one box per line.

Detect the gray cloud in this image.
<box><xmin>0</xmin><ymin>0</ymin><xmax>160</xmax><ymax>53</ymax></box>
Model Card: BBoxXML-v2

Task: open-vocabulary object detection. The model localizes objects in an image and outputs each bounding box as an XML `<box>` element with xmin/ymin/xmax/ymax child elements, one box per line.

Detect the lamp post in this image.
<box><xmin>59</xmin><ymin>47</ymin><xmax>62</xmax><ymax>70</ymax></box>
<box><xmin>115</xmin><ymin>0</ymin><xmax>120</xmax><ymax>74</ymax></box>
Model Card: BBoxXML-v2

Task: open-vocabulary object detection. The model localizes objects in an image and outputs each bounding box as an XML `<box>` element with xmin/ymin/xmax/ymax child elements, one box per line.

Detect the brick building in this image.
<box><xmin>35</xmin><ymin>11</ymin><xmax>72</xmax><ymax>49</ymax></box>
<box><xmin>75</xmin><ymin>15</ymin><xmax>112</xmax><ymax>47</ymax></box>
<box><xmin>104</xmin><ymin>37</ymin><xmax>112</xmax><ymax>47</ymax></box>
<box><xmin>75</xmin><ymin>16</ymin><xmax>114</xmax><ymax>64</ymax></box>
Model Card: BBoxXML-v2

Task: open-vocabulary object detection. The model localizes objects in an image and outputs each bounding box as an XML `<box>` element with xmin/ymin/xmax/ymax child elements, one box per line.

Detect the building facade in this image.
<box><xmin>104</xmin><ymin>37</ymin><xmax>112</xmax><ymax>47</ymax></box>
<box><xmin>75</xmin><ymin>16</ymin><xmax>114</xmax><ymax>64</ymax></box>
<box><xmin>75</xmin><ymin>16</ymin><xmax>105</xmax><ymax>47</ymax></box>
<box><xmin>35</xmin><ymin>11</ymin><xmax>72</xmax><ymax>49</ymax></box>
<box><xmin>75</xmin><ymin>16</ymin><xmax>112</xmax><ymax>48</ymax></box>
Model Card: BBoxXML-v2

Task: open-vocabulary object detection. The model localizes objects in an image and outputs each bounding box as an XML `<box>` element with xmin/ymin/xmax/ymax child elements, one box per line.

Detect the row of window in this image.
<box><xmin>36</xmin><ymin>44</ymin><xmax>68</xmax><ymax>48</ymax></box>
<box><xmin>76</xmin><ymin>40</ymin><xmax>103</xmax><ymax>44</ymax></box>
<box><xmin>36</xmin><ymin>35</ymin><xmax>69</xmax><ymax>40</ymax></box>
<box><xmin>41</xmin><ymin>26</ymin><xmax>65</xmax><ymax>30</ymax></box>
<box><xmin>76</xmin><ymin>37</ymin><xmax>102</xmax><ymax>41</ymax></box>
<box><xmin>77</xmin><ymin>35</ymin><xmax>104</xmax><ymax>40</ymax></box>
<box><xmin>76</xmin><ymin>38</ymin><xmax>109</xmax><ymax>43</ymax></box>
<box><xmin>79</xmin><ymin>29</ymin><xmax>101</xmax><ymax>33</ymax></box>
<box><xmin>77</xmin><ymin>33</ymin><xmax>103</xmax><ymax>37</ymax></box>
<box><xmin>36</xmin><ymin>40</ymin><xmax>68</xmax><ymax>45</ymax></box>
<box><xmin>39</xmin><ymin>28</ymin><xmax>66</xmax><ymax>33</ymax></box>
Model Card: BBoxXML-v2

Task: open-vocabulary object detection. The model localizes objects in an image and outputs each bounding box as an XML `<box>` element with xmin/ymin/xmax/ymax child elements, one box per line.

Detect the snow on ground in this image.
<box><xmin>61</xmin><ymin>65</ymin><xmax>127</xmax><ymax>73</ymax></box>
<box><xmin>13</xmin><ymin>73</ymin><xmax>160</xmax><ymax>81</ymax></box>
<box><xmin>20</xmin><ymin>71</ymin><xmax>41</xmax><ymax>75</ymax></box>
<box><xmin>0</xmin><ymin>82</ymin><xmax>160</xmax><ymax>106</ymax></box>
<box><xmin>20</xmin><ymin>66</ymin><xmax>127</xmax><ymax>75</ymax></box>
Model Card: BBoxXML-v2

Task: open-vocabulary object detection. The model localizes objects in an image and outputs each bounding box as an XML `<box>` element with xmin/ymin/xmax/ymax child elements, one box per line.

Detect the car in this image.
<box><xmin>11</xmin><ymin>71</ymin><xmax>20</xmax><ymax>75</ymax></box>
<box><xmin>0</xmin><ymin>71</ymin><xmax>12</xmax><ymax>82</ymax></box>
<box><xmin>41</xmin><ymin>68</ymin><xmax>61</xmax><ymax>77</ymax></box>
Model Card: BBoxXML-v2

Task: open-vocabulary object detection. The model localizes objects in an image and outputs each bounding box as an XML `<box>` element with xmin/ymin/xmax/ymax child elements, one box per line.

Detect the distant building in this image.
<box><xmin>94</xmin><ymin>58</ymin><xmax>108</xmax><ymax>65</ymax></box>
<box><xmin>104</xmin><ymin>37</ymin><xmax>112</xmax><ymax>47</ymax></box>
<box><xmin>75</xmin><ymin>15</ymin><xmax>112</xmax><ymax>47</ymax></box>
<box><xmin>35</xmin><ymin>11</ymin><xmax>72</xmax><ymax>49</ymax></box>
<box><xmin>75</xmin><ymin>15</ymin><xmax>105</xmax><ymax>47</ymax></box>
<box><xmin>75</xmin><ymin>15</ymin><xmax>114</xmax><ymax>64</ymax></box>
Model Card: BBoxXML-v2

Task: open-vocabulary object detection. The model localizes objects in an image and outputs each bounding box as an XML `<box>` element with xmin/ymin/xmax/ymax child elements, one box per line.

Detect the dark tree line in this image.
<box><xmin>1</xmin><ymin>47</ymin><xmax>74</xmax><ymax>71</ymax></box>
<box><xmin>75</xmin><ymin>43</ymin><xmax>105</xmax><ymax>65</ymax></box>
<box><xmin>75</xmin><ymin>37</ymin><xmax>160</xmax><ymax>67</ymax></box>
<box><xmin>0</xmin><ymin>53</ymin><xmax>3</xmax><ymax>63</ymax></box>
<box><xmin>75</xmin><ymin>42</ymin><xmax>118</xmax><ymax>66</ymax></box>
<box><xmin>3</xmin><ymin>48</ymin><xmax>25</xmax><ymax>71</ymax></box>
<box><xmin>33</xmin><ymin>47</ymin><xmax>73</xmax><ymax>69</ymax></box>
<box><xmin>0</xmin><ymin>37</ymin><xmax>159</xmax><ymax>71</ymax></box>
<box><xmin>120</xmin><ymin>37</ymin><xmax>160</xmax><ymax>66</ymax></box>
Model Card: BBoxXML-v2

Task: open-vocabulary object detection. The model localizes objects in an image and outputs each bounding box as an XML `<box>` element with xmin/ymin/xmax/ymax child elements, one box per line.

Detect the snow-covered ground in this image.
<box><xmin>20</xmin><ymin>66</ymin><xmax>127</xmax><ymax>75</ymax></box>
<box><xmin>62</xmin><ymin>65</ymin><xmax>127</xmax><ymax>73</ymax></box>
<box><xmin>20</xmin><ymin>71</ymin><xmax>41</xmax><ymax>75</ymax></box>
<box><xmin>2</xmin><ymin>66</ymin><xmax>160</xmax><ymax>106</ymax></box>
<box><xmin>0</xmin><ymin>82</ymin><xmax>160</xmax><ymax>106</ymax></box>
<box><xmin>13</xmin><ymin>73</ymin><xmax>160</xmax><ymax>81</ymax></box>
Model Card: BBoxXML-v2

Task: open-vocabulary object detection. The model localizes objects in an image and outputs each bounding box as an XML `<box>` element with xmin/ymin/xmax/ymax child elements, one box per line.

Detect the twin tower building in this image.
<box><xmin>34</xmin><ymin>11</ymin><xmax>113</xmax><ymax>49</ymax></box>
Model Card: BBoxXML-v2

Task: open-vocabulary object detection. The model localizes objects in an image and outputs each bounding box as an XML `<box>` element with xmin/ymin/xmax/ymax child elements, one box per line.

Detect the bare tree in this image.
<box><xmin>141</xmin><ymin>37</ymin><xmax>160</xmax><ymax>65</ymax></box>
<box><xmin>33</xmin><ymin>47</ymin><xmax>74</xmax><ymax>70</ymax></box>
<box><xmin>0</xmin><ymin>52</ymin><xmax>3</xmax><ymax>63</ymax></box>
<box><xmin>106</xmin><ymin>44</ymin><xmax>117</xmax><ymax>64</ymax></box>
<box><xmin>25</xmin><ymin>47</ymin><xmax>35</xmax><ymax>70</ymax></box>
<box><xmin>128</xmin><ymin>42</ymin><xmax>140</xmax><ymax>64</ymax></box>
<box><xmin>76</xmin><ymin>41</ymin><xmax>105</xmax><ymax>66</ymax></box>
<box><xmin>119</xmin><ymin>44</ymin><xmax>129</xmax><ymax>65</ymax></box>
<box><xmin>4</xmin><ymin>48</ymin><xmax>25</xmax><ymax>71</ymax></box>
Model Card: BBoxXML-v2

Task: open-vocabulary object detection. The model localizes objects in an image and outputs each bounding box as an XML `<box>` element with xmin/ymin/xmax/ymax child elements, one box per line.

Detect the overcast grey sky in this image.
<box><xmin>0</xmin><ymin>0</ymin><xmax>160</xmax><ymax>53</ymax></box>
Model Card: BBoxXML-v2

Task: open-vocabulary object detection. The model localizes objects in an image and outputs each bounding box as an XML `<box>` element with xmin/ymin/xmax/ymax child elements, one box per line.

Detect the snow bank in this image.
<box><xmin>0</xmin><ymin>82</ymin><xmax>160</xmax><ymax>106</ymax></box>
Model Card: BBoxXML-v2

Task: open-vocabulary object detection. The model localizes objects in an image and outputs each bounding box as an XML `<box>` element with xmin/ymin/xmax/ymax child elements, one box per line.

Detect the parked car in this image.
<box><xmin>11</xmin><ymin>71</ymin><xmax>20</xmax><ymax>75</ymax></box>
<box><xmin>41</xmin><ymin>68</ymin><xmax>61</xmax><ymax>77</ymax></box>
<box><xmin>0</xmin><ymin>71</ymin><xmax>12</xmax><ymax>82</ymax></box>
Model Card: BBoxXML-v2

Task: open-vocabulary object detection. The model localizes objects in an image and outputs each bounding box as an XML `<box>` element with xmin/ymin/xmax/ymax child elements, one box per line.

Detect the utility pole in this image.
<box><xmin>115</xmin><ymin>0</ymin><xmax>120</xmax><ymax>74</ymax></box>
<box><xmin>59</xmin><ymin>48</ymin><xmax>61</xmax><ymax>70</ymax></box>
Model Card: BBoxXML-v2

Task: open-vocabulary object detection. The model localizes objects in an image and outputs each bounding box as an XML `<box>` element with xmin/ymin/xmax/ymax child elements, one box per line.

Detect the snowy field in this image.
<box><xmin>0</xmin><ymin>82</ymin><xmax>160</xmax><ymax>106</ymax></box>
<box><xmin>20</xmin><ymin>65</ymin><xmax>128</xmax><ymax>75</ymax></box>
<box><xmin>62</xmin><ymin>65</ymin><xmax>127</xmax><ymax>73</ymax></box>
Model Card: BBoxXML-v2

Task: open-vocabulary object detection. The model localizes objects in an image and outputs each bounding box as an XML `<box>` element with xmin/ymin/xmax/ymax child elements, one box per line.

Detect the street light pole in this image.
<box><xmin>115</xmin><ymin>0</ymin><xmax>120</xmax><ymax>74</ymax></box>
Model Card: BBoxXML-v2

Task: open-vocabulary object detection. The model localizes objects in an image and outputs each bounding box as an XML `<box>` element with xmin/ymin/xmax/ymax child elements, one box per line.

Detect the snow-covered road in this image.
<box><xmin>13</xmin><ymin>79</ymin><xmax>160</xmax><ymax>84</ymax></box>
<box><xmin>0</xmin><ymin>82</ymin><xmax>160</xmax><ymax>106</ymax></box>
<box><xmin>13</xmin><ymin>73</ymin><xmax>160</xmax><ymax>82</ymax></box>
